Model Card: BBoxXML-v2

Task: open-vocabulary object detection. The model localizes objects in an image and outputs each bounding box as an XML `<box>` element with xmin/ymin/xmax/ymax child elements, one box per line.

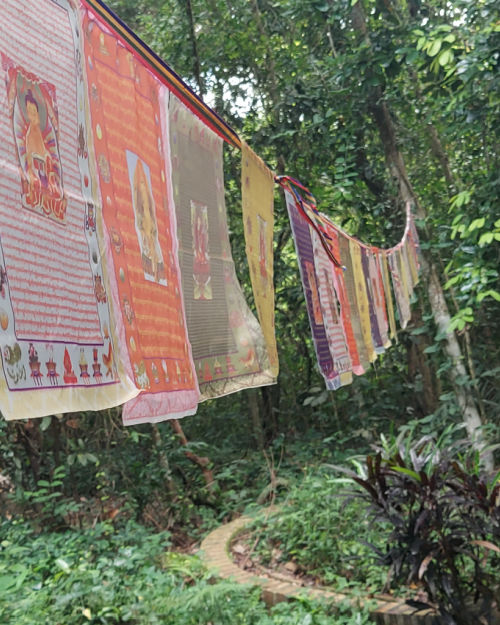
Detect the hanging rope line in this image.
<box><xmin>275</xmin><ymin>175</ymin><xmax>414</xmax><ymax>261</ymax></box>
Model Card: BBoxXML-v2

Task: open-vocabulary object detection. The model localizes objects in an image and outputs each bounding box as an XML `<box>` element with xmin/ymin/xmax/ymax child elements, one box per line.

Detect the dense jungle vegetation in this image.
<box><xmin>1</xmin><ymin>0</ymin><xmax>499</xmax><ymax>623</ymax></box>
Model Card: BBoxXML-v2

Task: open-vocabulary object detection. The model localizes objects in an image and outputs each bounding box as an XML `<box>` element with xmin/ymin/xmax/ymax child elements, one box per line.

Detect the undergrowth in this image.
<box><xmin>0</xmin><ymin>517</ymin><xmax>375</xmax><ymax>625</ymax></box>
<box><xmin>245</xmin><ymin>469</ymin><xmax>390</xmax><ymax>594</ymax></box>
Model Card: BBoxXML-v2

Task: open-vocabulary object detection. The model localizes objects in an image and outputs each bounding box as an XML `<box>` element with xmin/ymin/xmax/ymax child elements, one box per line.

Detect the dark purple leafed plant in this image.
<box><xmin>335</xmin><ymin>432</ymin><xmax>499</xmax><ymax>625</ymax></box>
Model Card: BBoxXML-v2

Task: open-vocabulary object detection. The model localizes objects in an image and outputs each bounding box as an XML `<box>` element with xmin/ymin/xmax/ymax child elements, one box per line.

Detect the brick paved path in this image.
<box><xmin>199</xmin><ymin>511</ymin><xmax>440</xmax><ymax>625</ymax></box>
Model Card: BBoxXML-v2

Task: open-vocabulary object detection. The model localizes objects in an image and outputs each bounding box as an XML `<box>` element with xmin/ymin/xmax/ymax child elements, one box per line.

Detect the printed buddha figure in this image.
<box><xmin>24</xmin><ymin>89</ymin><xmax>61</xmax><ymax>201</ymax></box>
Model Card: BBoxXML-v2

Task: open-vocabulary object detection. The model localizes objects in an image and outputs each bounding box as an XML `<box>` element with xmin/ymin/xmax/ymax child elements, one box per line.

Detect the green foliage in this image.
<box><xmin>0</xmin><ymin>519</ymin><xmax>374</xmax><ymax>625</ymax></box>
<box><xmin>247</xmin><ymin>470</ymin><xmax>387</xmax><ymax>592</ymax></box>
<box><xmin>17</xmin><ymin>465</ymin><xmax>82</xmax><ymax>530</ymax></box>
<box><xmin>0</xmin><ymin>519</ymin><xmax>173</xmax><ymax>624</ymax></box>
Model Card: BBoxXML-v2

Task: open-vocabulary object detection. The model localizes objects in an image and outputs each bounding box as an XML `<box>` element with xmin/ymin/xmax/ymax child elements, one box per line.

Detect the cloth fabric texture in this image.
<box><xmin>310</xmin><ymin>227</ymin><xmax>353</xmax><ymax>387</ymax></box>
<box><xmin>82</xmin><ymin>11</ymin><xmax>200</xmax><ymax>424</ymax></box>
<box><xmin>241</xmin><ymin>141</ymin><xmax>279</xmax><ymax>377</ymax></box>
<box><xmin>349</xmin><ymin>240</ymin><xmax>377</xmax><ymax>363</ymax></box>
<box><xmin>0</xmin><ymin>2</ymin><xmax>422</xmax><ymax>420</ymax></box>
<box><xmin>0</xmin><ymin>0</ymin><xmax>276</xmax><ymax>424</ymax></box>
<box><xmin>285</xmin><ymin>190</ymin><xmax>351</xmax><ymax>390</ymax></box>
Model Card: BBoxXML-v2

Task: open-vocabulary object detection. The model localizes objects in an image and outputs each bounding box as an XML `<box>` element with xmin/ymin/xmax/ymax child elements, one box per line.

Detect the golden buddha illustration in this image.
<box><xmin>127</xmin><ymin>152</ymin><xmax>166</xmax><ymax>285</ymax></box>
<box><xmin>6</xmin><ymin>64</ymin><xmax>67</xmax><ymax>222</ymax></box>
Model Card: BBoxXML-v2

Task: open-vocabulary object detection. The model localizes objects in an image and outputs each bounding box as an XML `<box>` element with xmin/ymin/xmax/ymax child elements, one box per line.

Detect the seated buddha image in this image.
<box><xmin>13</xmin><ymin>80</ymin><xmax>67</xmax><ymax>222</ymax></box>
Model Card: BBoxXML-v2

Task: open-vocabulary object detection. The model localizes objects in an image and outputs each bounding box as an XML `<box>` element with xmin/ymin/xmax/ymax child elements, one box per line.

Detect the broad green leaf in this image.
<box><xmin>444</xmin><ymin>275</ymin><xmax>460</xmax><ymax>288</ymax></box>
<box><xmin>40</xmin><ymin>415</ymin><xmax>52</xmax><ymax>431</ymax></box>
<box><xmin>438</xmin><ymin>49</ymin><xmax>452</xmax><ymax>66</ymax></box>
<box><xmin>416</xmin><ymin>37</ymin><xmax>426</xmax><ymax>51</ymax></box>
<box><xmin>427</xmin><ymin>39</ymin><xmax>442</xmax><ymax>57</ymax></box>
<box><xmin>477</xmin><ymin>289</ymin><xmax>500</xmax><ymax>303</ymax></box>
<box><xmin>479</xmin><ymin>232</ymin><xmax>494</xmax><ymax>246</ymax></box>
<box><xmin>468</xmin><ymin>218</ymin><xmax>485</xmax><ymax>231</ymax></box>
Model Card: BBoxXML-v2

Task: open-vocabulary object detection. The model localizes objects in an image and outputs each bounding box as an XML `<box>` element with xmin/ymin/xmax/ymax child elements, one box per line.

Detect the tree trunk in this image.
<box><xmin>405</xmin><ymin>304</ymin><xmax>440</xmax><ymax>416</ymax></box>
<box><xmin>50</xmin><ymin>414</ymin><xmax>62</xmax><ymax>468</ymax></box>
<box><xmin>18</xmin><ymin>419</ymin><xmax>42</xmax><ymax>486</ymax></box>
<box><xmin>182</xmin><ymin>0</ymin><xmax>205</xmax><ymax>97</ymax></box>
<box><xmin>248</xmin><ymin>389</ymin><xmax>264</xmax><ymax>449</ymax></box>
<box><xmin>426</xmin><ymin>122</ymin><xmax>457</xmax><ymax>191</ymax></box>
<box><xmin>416</xmin><ymin>112</ymin><xmax>487</xmax><ymax>423</ymax></box>
<box><xmin>169</xmin><ymin>419</ymin><xmax>216</xmax><ymax>491</ymax></box>
<box><xmin>249</xmin><ymin>0</ymin><xmax>280</xmax><ymax>118</ymax></box>
<box><xmin>371</xmin><ymin>97</ymin><xmax>491</xmax><ymax>466</ymax></box>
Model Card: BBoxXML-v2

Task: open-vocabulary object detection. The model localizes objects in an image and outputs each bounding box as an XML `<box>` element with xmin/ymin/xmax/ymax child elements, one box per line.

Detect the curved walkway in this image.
<box><xmin>199</xmin><ymin>512</ymin><xmax>439</xmax><ymax>625</ymax></box>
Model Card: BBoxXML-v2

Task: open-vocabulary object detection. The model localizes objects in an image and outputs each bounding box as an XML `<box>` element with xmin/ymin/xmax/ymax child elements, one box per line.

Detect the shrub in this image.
<box><xmin>339</xmin><ymin>431</ymin><xmax>500</xmax><ymax>625</ymax></box>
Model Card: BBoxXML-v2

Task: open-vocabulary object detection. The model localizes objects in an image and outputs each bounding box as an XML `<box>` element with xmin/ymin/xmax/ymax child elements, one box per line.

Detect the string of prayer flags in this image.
<box><xmin>241</xmin><ymin>141</ymin><xmax>279</xmax><ymax>378</ymax></box>
<box><xmin>278</xmin><ymin>176</ymin><xmax>420</xmax><ymax>391</ymax></box>
<box><xmin>0</xmin><ymin>0</ymin><xmax>422</xmax><ymax>423</ymax></box>
<box><xmin>169</xmin><ymin>97</ymin><xmax>275</xmax><ymax>400</ymax></box>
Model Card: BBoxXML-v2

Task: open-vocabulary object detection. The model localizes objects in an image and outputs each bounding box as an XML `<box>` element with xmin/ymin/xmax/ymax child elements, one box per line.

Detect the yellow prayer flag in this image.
<box><xmin>241</xmin><ymin>142</ymin><xmax>279</xmax><ymax>377</ymax></box>
<box><xmin>349</xmin><ymin>241</ymin><xmax>376</xmax><ymax>363</ymax></box>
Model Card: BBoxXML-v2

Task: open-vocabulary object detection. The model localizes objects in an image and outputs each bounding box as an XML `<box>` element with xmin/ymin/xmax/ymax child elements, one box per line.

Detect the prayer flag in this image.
<box><xmin>82</xmin><ymin>11</ymin><xmax>200</xmax><ymax>424</ymax></box>
<box><xmin>311</xmin><ymin>231</ymin><xmax>353</xmax><ymax>386</ymax></box>
<box><xmin>241</xmin><ymin>141</ymin><xmax>279</xmax><ymax>377</ymax></box>
<box><xmin>326</xmin><ymin>229</ymin><xmax>363</xmax><ymax>376</ymax></box>
<box><xmin>0</xmin><ymin>0</ymin><xmax>139</xmax><ymax>420</ymax></box>
<box><xmin>169</xmin><ymin>97</ymin><xmax>275</xmax><ymax>399</ymax></box>
<box><xmin>349</xmin><ymin>240</ymin><xmax>377</xmax><ymax>363</ymax></box>
<box><xmin>380</xmin><ymin>251</ymin><xmax>398</xmax><ymax>340</ymax></box>
<box><xmin>360</xmin><ymin>247</ymin><xmax>384</xmax><ymax>353</ymax></box>
<box><xmin>388</xmin><ymin>247</ymin><xmax>412</xmax><ymax>329</ymax></box>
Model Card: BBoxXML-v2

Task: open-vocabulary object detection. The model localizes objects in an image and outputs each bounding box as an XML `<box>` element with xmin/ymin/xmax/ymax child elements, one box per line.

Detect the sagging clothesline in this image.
<box><xmin>88</xmin><ymin>0</ymin><xmax>416</xmax><ymax>272</ymax></box>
